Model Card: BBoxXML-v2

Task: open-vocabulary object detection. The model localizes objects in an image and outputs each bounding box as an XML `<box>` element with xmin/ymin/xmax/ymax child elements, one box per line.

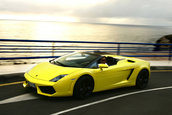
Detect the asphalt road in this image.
<box><xmin>0</xmin><ymin>71</ymin><xmax>172</xmax><ymax>115</ymax></box>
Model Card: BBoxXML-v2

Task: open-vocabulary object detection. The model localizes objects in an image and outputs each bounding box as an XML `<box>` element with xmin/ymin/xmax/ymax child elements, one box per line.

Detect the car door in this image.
<box><xmin>92</xmin><ymin>59</ymin><xmax>136</xmax><ymax>92</ymax></box>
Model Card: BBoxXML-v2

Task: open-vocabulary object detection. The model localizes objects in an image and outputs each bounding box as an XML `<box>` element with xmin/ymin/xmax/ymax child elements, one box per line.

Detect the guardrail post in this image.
<box><xmin>52</xmin><ymin>42</ymin><xmax>55</xmax><ymax>56</ymax></box>
<box><xmin>117</xmin><ymin>44</ymin><xmax>120</xmax><ymax>55</ymax></box>
<box><xmin>169</xmin><ymin>46</ymin><xmax>172</xmax><ymax>61</ymax></box>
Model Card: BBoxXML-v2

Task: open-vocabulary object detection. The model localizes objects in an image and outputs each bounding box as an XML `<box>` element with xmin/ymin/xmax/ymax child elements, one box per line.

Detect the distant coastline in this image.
<box><xmin>0</xmin><ymin>19</ymin><xmax>171</xmax><ymax>28</ymax></box>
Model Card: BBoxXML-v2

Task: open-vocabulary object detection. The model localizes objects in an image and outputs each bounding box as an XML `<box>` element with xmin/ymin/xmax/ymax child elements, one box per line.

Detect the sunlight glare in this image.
<box><xmin>0</xmin><ymin>14</ymin><xmax>78</xmax><ymax>22</ymax></box>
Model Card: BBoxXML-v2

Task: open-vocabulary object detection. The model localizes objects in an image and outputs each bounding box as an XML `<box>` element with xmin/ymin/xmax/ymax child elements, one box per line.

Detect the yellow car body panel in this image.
<box><xmin>28</xmin><ymin>62</ymin><xmax>82</xmax><ymax>81</ymax></box>
<box><xmin>23</xmin><ymin>53</ymin><xmax>150</xmax><ymax>97</ymax></box>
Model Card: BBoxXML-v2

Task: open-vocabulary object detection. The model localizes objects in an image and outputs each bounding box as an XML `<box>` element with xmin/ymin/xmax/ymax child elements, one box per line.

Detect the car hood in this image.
<box><xmin>28</xmin><ymin>62</ymin><xmax>82</xmax><ymax>81</ymax></box>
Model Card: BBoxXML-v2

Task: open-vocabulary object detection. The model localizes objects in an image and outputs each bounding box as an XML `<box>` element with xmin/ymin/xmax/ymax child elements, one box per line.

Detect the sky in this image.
<box><xmin>0</xmin><ymin>0</ymin><xmax>172</xmax><ymax>26</ymax></box>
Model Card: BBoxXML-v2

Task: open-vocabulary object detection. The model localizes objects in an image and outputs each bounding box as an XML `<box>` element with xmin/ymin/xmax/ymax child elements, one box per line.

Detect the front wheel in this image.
<box><xmin>73</xmin><ymin>76</ymin><xmax>94</xmax><ymax>99</ymax></box>
<box><xmin>136</xmin><ymin>69</ymin><xmax>149</xmax><ymax>89</ymax></box>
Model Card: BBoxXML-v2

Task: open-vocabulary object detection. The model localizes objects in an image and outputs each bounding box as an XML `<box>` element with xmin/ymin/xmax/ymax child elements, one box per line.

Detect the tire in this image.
<box><xmin>136</xmin><ymin>69</ymin><xmax>149</xmax><ymax>89</ymax></box>
<box><xmin>73</xmin><ymin>76</ymin><xmax>94</xmax><ymax>99</ymax></box>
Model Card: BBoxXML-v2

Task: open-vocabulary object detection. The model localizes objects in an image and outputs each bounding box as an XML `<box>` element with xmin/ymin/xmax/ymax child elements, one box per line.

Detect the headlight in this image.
<box><xmin>50</xmin><ymin>74</ymin><xmax>68</xmax><ymax>82</ymax></box>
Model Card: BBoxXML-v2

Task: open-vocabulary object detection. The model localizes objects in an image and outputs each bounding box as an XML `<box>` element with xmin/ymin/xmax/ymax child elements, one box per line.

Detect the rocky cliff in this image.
<box><xmin>154</xmin><ymin>34</ymin><xmax>172</xmax><ymax>51</ymax></box>
<box><xmin>156</xmin><ymin>35</ymin><xmax>172</xmax><ymax>44</ymax></box>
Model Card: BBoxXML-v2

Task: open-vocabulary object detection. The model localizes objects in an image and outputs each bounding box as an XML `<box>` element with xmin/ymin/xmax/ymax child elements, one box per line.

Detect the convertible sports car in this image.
<box><xmin>23</xmin><ymin>51</ymin><xmax>150</xmax><ymax>98</ymax></box>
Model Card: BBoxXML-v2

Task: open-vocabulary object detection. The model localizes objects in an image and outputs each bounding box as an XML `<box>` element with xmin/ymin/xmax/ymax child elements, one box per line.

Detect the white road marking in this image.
<box><xmin>51</xmin><ymin>86</ymin><xmax>172</xmax><ymax>115</ymax></box>
<box><xmin>0</xmin><ymin>93</ymin><xmax>38</xmax><ymax>104</ymax></box>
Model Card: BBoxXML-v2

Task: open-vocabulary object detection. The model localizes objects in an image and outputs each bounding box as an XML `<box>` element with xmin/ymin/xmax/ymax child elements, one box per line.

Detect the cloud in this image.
<box><xmin>0</xmin><ymin>0</ymin><xmax>172</xmax><ymax>25</ymax></box>
<box><xmin>73</xmin><ymin>0</ymin><xmax>172</xmax><ymax>25</ymax></box>
<box><xmin>0</xmin><ymin>0</ymin><xmax>66</xmax><ymax>15</ymax></box>
<box><xmin>74</xmin><ymin>0</ymin><xmax>172</xmax><ymax>19</ymax></box>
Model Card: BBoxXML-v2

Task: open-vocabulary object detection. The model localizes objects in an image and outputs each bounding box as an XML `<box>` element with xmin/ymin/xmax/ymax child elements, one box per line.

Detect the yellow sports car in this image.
<box><xmin>23</xmin><ymin>51</ymin><xmax>150</xmax><ymax>98</ymax></box>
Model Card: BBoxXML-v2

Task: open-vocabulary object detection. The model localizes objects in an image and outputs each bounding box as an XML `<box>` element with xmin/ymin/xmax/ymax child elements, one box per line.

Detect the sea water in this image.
<box><xmin>0</xmin><ymin>20</ymin><xmax>172</xmax><ymax>43</ymax></box>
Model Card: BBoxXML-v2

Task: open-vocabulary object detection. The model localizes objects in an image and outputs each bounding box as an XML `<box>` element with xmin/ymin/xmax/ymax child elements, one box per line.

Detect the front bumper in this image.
<box><xmin>23</xmin><ymin>73</ymin><xmax>73</xmax><ymax>97</ymax></box>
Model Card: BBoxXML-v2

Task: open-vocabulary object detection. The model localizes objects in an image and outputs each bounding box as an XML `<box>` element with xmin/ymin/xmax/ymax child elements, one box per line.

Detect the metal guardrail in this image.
<box><xmin>0</xmin><ymin>39</ymin><xmax>172</xmax><ymax>61</ymax></box>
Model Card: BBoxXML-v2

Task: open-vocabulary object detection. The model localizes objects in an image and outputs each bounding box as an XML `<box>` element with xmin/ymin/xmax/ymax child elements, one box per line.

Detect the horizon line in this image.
<box><xmin>0</xmin><ymin>18</ymin><xmax>170</xmax><ymax>28</ymax></box>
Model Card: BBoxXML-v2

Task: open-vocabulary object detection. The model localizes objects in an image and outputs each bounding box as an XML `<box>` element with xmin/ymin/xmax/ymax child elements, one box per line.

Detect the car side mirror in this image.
<box><xmin>99</xmin><ymin>64</ymin><xmax>108</xmax><ymax>70</ymax></box>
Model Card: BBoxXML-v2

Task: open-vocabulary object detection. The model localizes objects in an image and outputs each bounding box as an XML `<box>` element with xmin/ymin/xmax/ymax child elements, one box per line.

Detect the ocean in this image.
<box><xmin>0</xmin><ymin>20</ymin><xmax>172</xmax><ymax>43</ymax></box>
<box><xmin>0</xmin><ymin>20</ymin><xmax>172</xmax><ymax>65</ymax></box>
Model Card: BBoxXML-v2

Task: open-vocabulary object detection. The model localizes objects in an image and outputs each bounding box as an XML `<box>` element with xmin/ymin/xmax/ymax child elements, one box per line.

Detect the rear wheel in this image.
<box><xmin>136</xmin><ymin>69</ymin><xmax>149</xmax><ymax>89</ymax></box>
<box><xmin>73</xmin><ymin>76</ymin><xmax>94</xmax><ymax>99</ymax></box>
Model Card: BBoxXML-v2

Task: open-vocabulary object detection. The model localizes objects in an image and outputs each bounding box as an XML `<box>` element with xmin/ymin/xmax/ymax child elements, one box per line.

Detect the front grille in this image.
<box><xmin>39</xmin><ymin>86</ymin><xmax>56</xmax><ymax>94</ymax></box>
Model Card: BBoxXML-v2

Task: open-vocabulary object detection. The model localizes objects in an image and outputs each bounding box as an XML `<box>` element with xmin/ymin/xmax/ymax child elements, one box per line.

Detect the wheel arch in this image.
<box><xmin>75</xmin><ymin>74</ymin><xmax>95</xmax><ymax>88</ymax></box>
<box><xmin>138</xmin><ymin>67</ymin><xmax>151</xmax><ymax>78</ymax></box>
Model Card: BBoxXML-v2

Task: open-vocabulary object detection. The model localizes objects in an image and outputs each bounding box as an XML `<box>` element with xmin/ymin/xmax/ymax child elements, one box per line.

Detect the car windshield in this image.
<box><xmin>51</xmin><ymin>52</ymin><xmax>100</xmax><ymax>68</ymax></box>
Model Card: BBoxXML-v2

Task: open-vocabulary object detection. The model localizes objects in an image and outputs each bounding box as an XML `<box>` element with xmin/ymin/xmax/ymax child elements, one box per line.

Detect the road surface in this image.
<box><xmin>0</xmin><ymin>70</ymin><xmax>172</xmax><ymax>115</ymax></box>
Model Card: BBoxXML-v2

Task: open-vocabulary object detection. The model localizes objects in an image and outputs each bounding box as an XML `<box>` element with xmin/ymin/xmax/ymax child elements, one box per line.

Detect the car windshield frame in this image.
<box><xmin>51</xmin><ymin>52</ymin><xmax>101</xmax><ymax>68</ymax></box>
